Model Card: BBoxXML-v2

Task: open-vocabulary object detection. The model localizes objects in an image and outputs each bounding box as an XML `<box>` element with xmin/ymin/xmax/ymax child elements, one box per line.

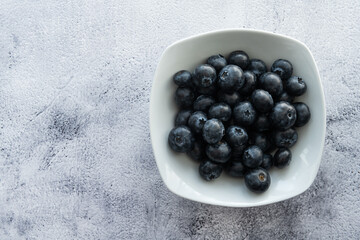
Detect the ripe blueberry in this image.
<box><xmin>228</xmin><ymin>50</ymin><xmax>250</xmax><ymax>69</ymax></box>
<box><xmin>293</xmin><ymin>102</ymin><xmax>311</xmax><ymax>127</ymax></box>
<box><xmin>207</xmin><ymin>54</ymin><xmax>227</xmax><ymax>72</ymax></box>
<box><xmin>188</xmin><ymin>111</ymin><xmax>207</xmax><ymax>134</ymax></box>
<box><xmin>245</xmin><ymin>168</ymin><xmax>271</xmax><ymax>193</ymax></box>
<box><xmin>175</xmin><ymin>87</ymin><xmax>195</xmax><ymax>108</ymax></box>
<box><xmin>218</xmin><ymin>65</ymin><xmax>245</xmax><ymax>93</ymax></box>
<box><xmin>233</xmin><ymin>101</ymin><xmax>257</xmax><ymax>126</ymax></box>
<box><xmin>274</xmin><ymin>147</ymin><xmax>292</xmax><ymax>168</ymax></box>
<box><xmin>206</xmin><ymin>141</ymin><xmax>232</xmax><ymax>163</ymax></box>
<box><xmin>168</xmin><ymin>126</ymin><xmax>195</xmax><ymax>152</ymax></box>
<box><xmin>271</xmin><ymin>59</ymin><xmax>293</xmax><ymax>80</ymax></box>
<box><xmin>208</xmin><ymin>102</ymin><xmax>232</xmax><ymax>122</ymax></box>
<box><xmin>202</xmin><ymin>119</ymin><xmax>225</xmax><ymax>144</ymax></box>
<box><xmin>270</xmin><ymin>101</ymin><xmax>297</xmax><ymax>130</ymax></box>
<box><xmin>193</xmin><ymin>64</ymin><xmax>217</xmax><ymax>88</ymax></box>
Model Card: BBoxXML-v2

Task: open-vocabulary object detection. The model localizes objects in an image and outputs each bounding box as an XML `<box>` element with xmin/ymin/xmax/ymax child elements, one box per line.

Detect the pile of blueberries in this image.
<box><xmin>168</xmin><ymin>50</ymin><xmax>310</xmax><ymax>193</ymax></box>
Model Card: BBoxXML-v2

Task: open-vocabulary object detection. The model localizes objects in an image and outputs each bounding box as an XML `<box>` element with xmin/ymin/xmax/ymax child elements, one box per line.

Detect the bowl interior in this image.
<box><xmin>150</xmin><ymin>29</ymin><xmax>325</xmax><ymax>207</ymax></box>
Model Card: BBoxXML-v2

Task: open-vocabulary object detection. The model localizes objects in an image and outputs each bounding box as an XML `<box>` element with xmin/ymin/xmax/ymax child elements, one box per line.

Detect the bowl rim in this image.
<box><xmin>149</xmin><ymin>28</ymin><xmax>326</xmax><ymax>207</ymax></box>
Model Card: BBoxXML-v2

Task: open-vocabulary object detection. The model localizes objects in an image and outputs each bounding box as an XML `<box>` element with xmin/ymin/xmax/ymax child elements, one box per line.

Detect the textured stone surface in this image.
<box><xmin>0</xmin><ymin>0</ymin><xmax>359</xmax><ymax>239</ymax></box>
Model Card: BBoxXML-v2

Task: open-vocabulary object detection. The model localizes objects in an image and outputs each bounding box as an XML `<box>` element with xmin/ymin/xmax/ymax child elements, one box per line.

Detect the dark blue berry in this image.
<box><xmin>277</xmin><ymin>91</ymin><xmax>294</xmax><ymax>103</ymax></box>
<box><xmin>193</xmin><ymin>95</ymin><xmax>215</xmax><ymax>112</ymax></box>
<box><xmin>199</xmin><ymin>160</ymin><xmax>223</xmax><ymax>181</ymax></box>
<box><xmin>251</xmin><ymin>89</ymin><xmax>274</xmax><ymax>113</ymax></box>
<box><xmin>272</xmin><ymin>128</ymin><xmax>298</xmax><ymax>148</ymax></box>
<box><xmin>218</xmin><ymin>65</ymin><xmax>245</xmax><ymax>93</ymax></box>
<box><xmin>251</xmin><ymin>132</ymin><xmax>271</xmax><ymax>152</ymax></box>
<box><xmin>261</xmin><ymin>154</ymin><xmax>273</xmax><ymax>170</ymax></box>
<box><xmin>173</xmin><ymin>70</ymin><xmax>192</xmax><ymax>87</ymax></box>
<box><xmin>207</xmin><ymin>54</ymin><xmax>227</xmax><ymax>72</ymax></box>
<box><xmin>226</xmin><ymin>161</ymin><xmax>246</xmax><ymax>177</ymax></box>
<box><xmin>271</xmin><ymin>59</ymin><xmax>293</xmax><ymax>80</ymax></box>
<box><xmin>168</xmin><ymin>126</ymin><xmax>195</xmax><ymax>152</ymax></box>
<box><xmin>217</xmin><ymin>91</ymin><xmax>242</xmax><ymax>106</ymax></box>
<box><xmin>270</xmin><ymin>101</ymin><xmax>297</xmax><ymax>130</ymax></box>
<box><xmin>252</xmin><ymin>114</ymin><xmax>271</xmax><ymax>132</ymax></box>
<box><xmin>206</xmin><ymin>141</ymin><xmax>232</xmax><ymax>163</ymax></box>
<box><xmin>202</xmin><ymin>119</ymin><xmax>225</xmax><ymax>144</ymax></box>
<box><xmin>228</xmin><ymin>50</ymin><xmax>250</xmax><ymax>69</ymax></box>
<box><xmin>175</xmin><ymin>87</ymin><xmax>195</xmax><ymax>108</ymax></box>
<box><xmin>187</xmin><ymin>140</ymin><xmax>205</xmax><ymax>162</ymax></box>
<box><xmin>259</xmin><ymin>72</ymin><xmax>283</xmax><ymax>97</ymax></box>
<box><xmin>188</xmin><ymin>111</ymin><xmax>207</xmax><ymax>134</ymax></box>
<box><xmin>286</xmin><ymin>76</ymin><xmax>307</xmax><ymax>96</ymax></box>
<box><xmin>239</xmin><ymin>71</ymin><xmax>257</xmax><ymax>96</ymax></box>
<box><xmin>175</xmin><ymin>109</ymin><xmax>192</xmax><ymax>126</ymax></box>
<box><xmin>233</xmin><ymin>101</ymin><xmax>257</xmax><ymax>126</ymax></box>
<box><xmin>226</xmin><ymin>125</ymin><xmax>248</xmax><ymax>147</ymax></box>
<box><xmin>242</xmin><ymin>145</ymin><xmax>263</xmax><ymax>168</ymax></box>
<box><xmin>247</xmin><ymin>59</ymin><xmax>267</xmax><ymax>78</ymax></box>
<box><xmin>274</xmin><ymin>147</ymin><xmax>292</xmax><ymax>168</ymax></box>
<box><xmin>208</xmin><ymin>102</ymin><xmax>232</xmax><ymax>122</ymax></box>
<box><xmin>293</xmin><ymin>102</ymin><xmax>311</xmax><ymax>127</ymax></box>
<box><xmin>245</xmin><ymin>168</ymin><xmax>271</xmax><ymax>193</ymax></box>
<box><xmin>193</xmin><ymin>64</ymin><xmax>217</xmax><ymax>88</ymax></box>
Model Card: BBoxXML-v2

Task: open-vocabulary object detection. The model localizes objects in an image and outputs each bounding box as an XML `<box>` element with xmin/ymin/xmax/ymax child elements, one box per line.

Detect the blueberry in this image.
<box><xmin>173</xmin><ymin>70</ymin><xmax>192</xmax><ymax>87</ymax></box>
<box><xmin>247</xmin><ymin>59</ymin><xmax>267</xmax><ymax>78</ymax></box>
<box><xmin>168</xmin><ymin>126</ymin><xmax>195</xmax><ymax>152</ymax></box>
<box><xmin>187</xmin><ymin>140</ymin><xmax>204</xmax><ymax>162</ymax></box>
<box><xmin>193</xmin><ymin>64</ymin><xmax>217</xmax><ymax>88</ymax></box>
<box><xmin>274</xmin><ymin>147</ymin><xmax>292</xmax><ymax>168</ymax></box>
<box><xmin>277</xmin><ymin>91</ymin><xmax>294</xmax><ymax>103</ymax></box>
<box><xmin>272</xmin><ymin>128</ymin><xmax>298</xmax><ymax>148</ymax></box>
<box><xmin>226</xmin><ymin>161</ymin><xmax>246</xmax><ymax>177</ymax></box>
<box><xmin>207</xmin><ymin>54</ymin><xmax>227</xmax><ymax>72</ymax></box>
<box><xmin>259</xmin><ymin>72</ymin><xmax>283</xmax><ymax>97</ymax></box>
<box><xmin>226</xmin><ymin>125</ymin><xmax>248</xmax><ymax>147</ymax></box>
<box><xmin>238</xmin><ymin>71</ymin><xmax>257</xmax><ymax>96</ymax></box>
<box><xmin>251</xmin><ymin>132</ymin><xmax>271</xmax><ymax>152</ymax></box>
<box><xmin>218</xmin><ymin>65</ymin><xmax>245</xmax><ymax>93</ymax></box>
<box><xmin>251</xmin><ymin>89</ymin><xmax>274</xmax><ymax>113</ymax></box>
<box><xmin>242</xmin><ymin>145</ymin><xmax>263</xmax><ymax>168</ymax></box>
<box><xmin>261</xmin><ymin>154</ymin><xmax>273</xmax><ymax>170</ymax></box>
<box><xmin>228</xmin><ymin>50</ymin><xmax>250</xmax><ymax>69</ymax></box>
<box><xmin>208</xmin><ymin>102</ymin><xmax>232</xmax><ymax>122</ymax></box>
<box><xmin>175</xmin><ymin>109</ymin><xmax>192</xmax><ymax>126</ymax></box>
<box><xmin>199</xmin><ymin>160</ymin><xmax>223</xmax><ymax>181</ymax></box>
<box><xmin>193</xmin><ymin>95</ymin><xmax>216</xmax><ymax>112</ymax></box>
<box><xmin>271</xmin><ymin>59</ymin><xmax>293</xmax><ymax>80</ymax></box>
<box><xmin>286</xmin><ymin>76</ymin><xmax>307</xmax><ymax>96</ymax></box>
<box><xmin>175</xmin><ymin>87</ymin><xmax>195</xmax><ymax>108</ymax></box>
<box><xmin>197</xmin><ymin>85</ymin><xmax>217</xmax><ymax>96</ymax></box>
<box><xmin>188</xmin><ymin>111</ymin><xmax>207</xmax><ymax>134</ymax></box>
<box><xmin>245</xmin><ymin>168</ymin><xmax>271</xmax><ymax>193</ymax></box>
<box><xmin>252</xmin><ymin>114</ymin><xmax>271</xmax><ymax>132</ymax></box>
<box><xmin>233</xmin><ymin>101</ymin><xmax>257</xmax><ymax>126</ymax></box>
<box><xmin>293</xmin><ymin>102</ymin><xmax>311</xmax><ymax>127</ymax></box>
<box><xmin>206</xmin><ymin>141</ymin><xmax>232</xmax><ymax>163</ymax></box>
<box><xmin>270</xmin><ymin>101</ymin><xmax>297</xmax><ymax>130</ymax></box>
<box><xmin>202</xmin><ymin>119</ymin><xmax>225</xmax><ymax>144</ymax></box>
<box><xmin>217</xmin><ymin>91</ymin><xmax>242</xmax><ymax>106</ymax></box>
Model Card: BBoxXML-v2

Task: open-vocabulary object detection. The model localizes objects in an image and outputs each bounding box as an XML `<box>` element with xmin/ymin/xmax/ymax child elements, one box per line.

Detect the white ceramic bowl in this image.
<box><xmin>150</xmin><ymin>29</ymin><xmax>326</xmax><ymax>207</ymax></box>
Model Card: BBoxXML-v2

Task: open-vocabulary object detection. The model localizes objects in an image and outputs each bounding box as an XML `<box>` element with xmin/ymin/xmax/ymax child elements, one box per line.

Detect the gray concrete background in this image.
<box><xmin>0</xmin><ymin>0</ymin><xmax>359</xmax><ymax>239</ymax></box>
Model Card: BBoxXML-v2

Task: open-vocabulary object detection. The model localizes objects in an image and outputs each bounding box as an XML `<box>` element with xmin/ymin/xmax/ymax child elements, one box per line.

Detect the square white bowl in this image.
<box><xmin>150</xmin><ymin>29</ymin><xmax>326</xmax><ymax>207</ymax></box>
